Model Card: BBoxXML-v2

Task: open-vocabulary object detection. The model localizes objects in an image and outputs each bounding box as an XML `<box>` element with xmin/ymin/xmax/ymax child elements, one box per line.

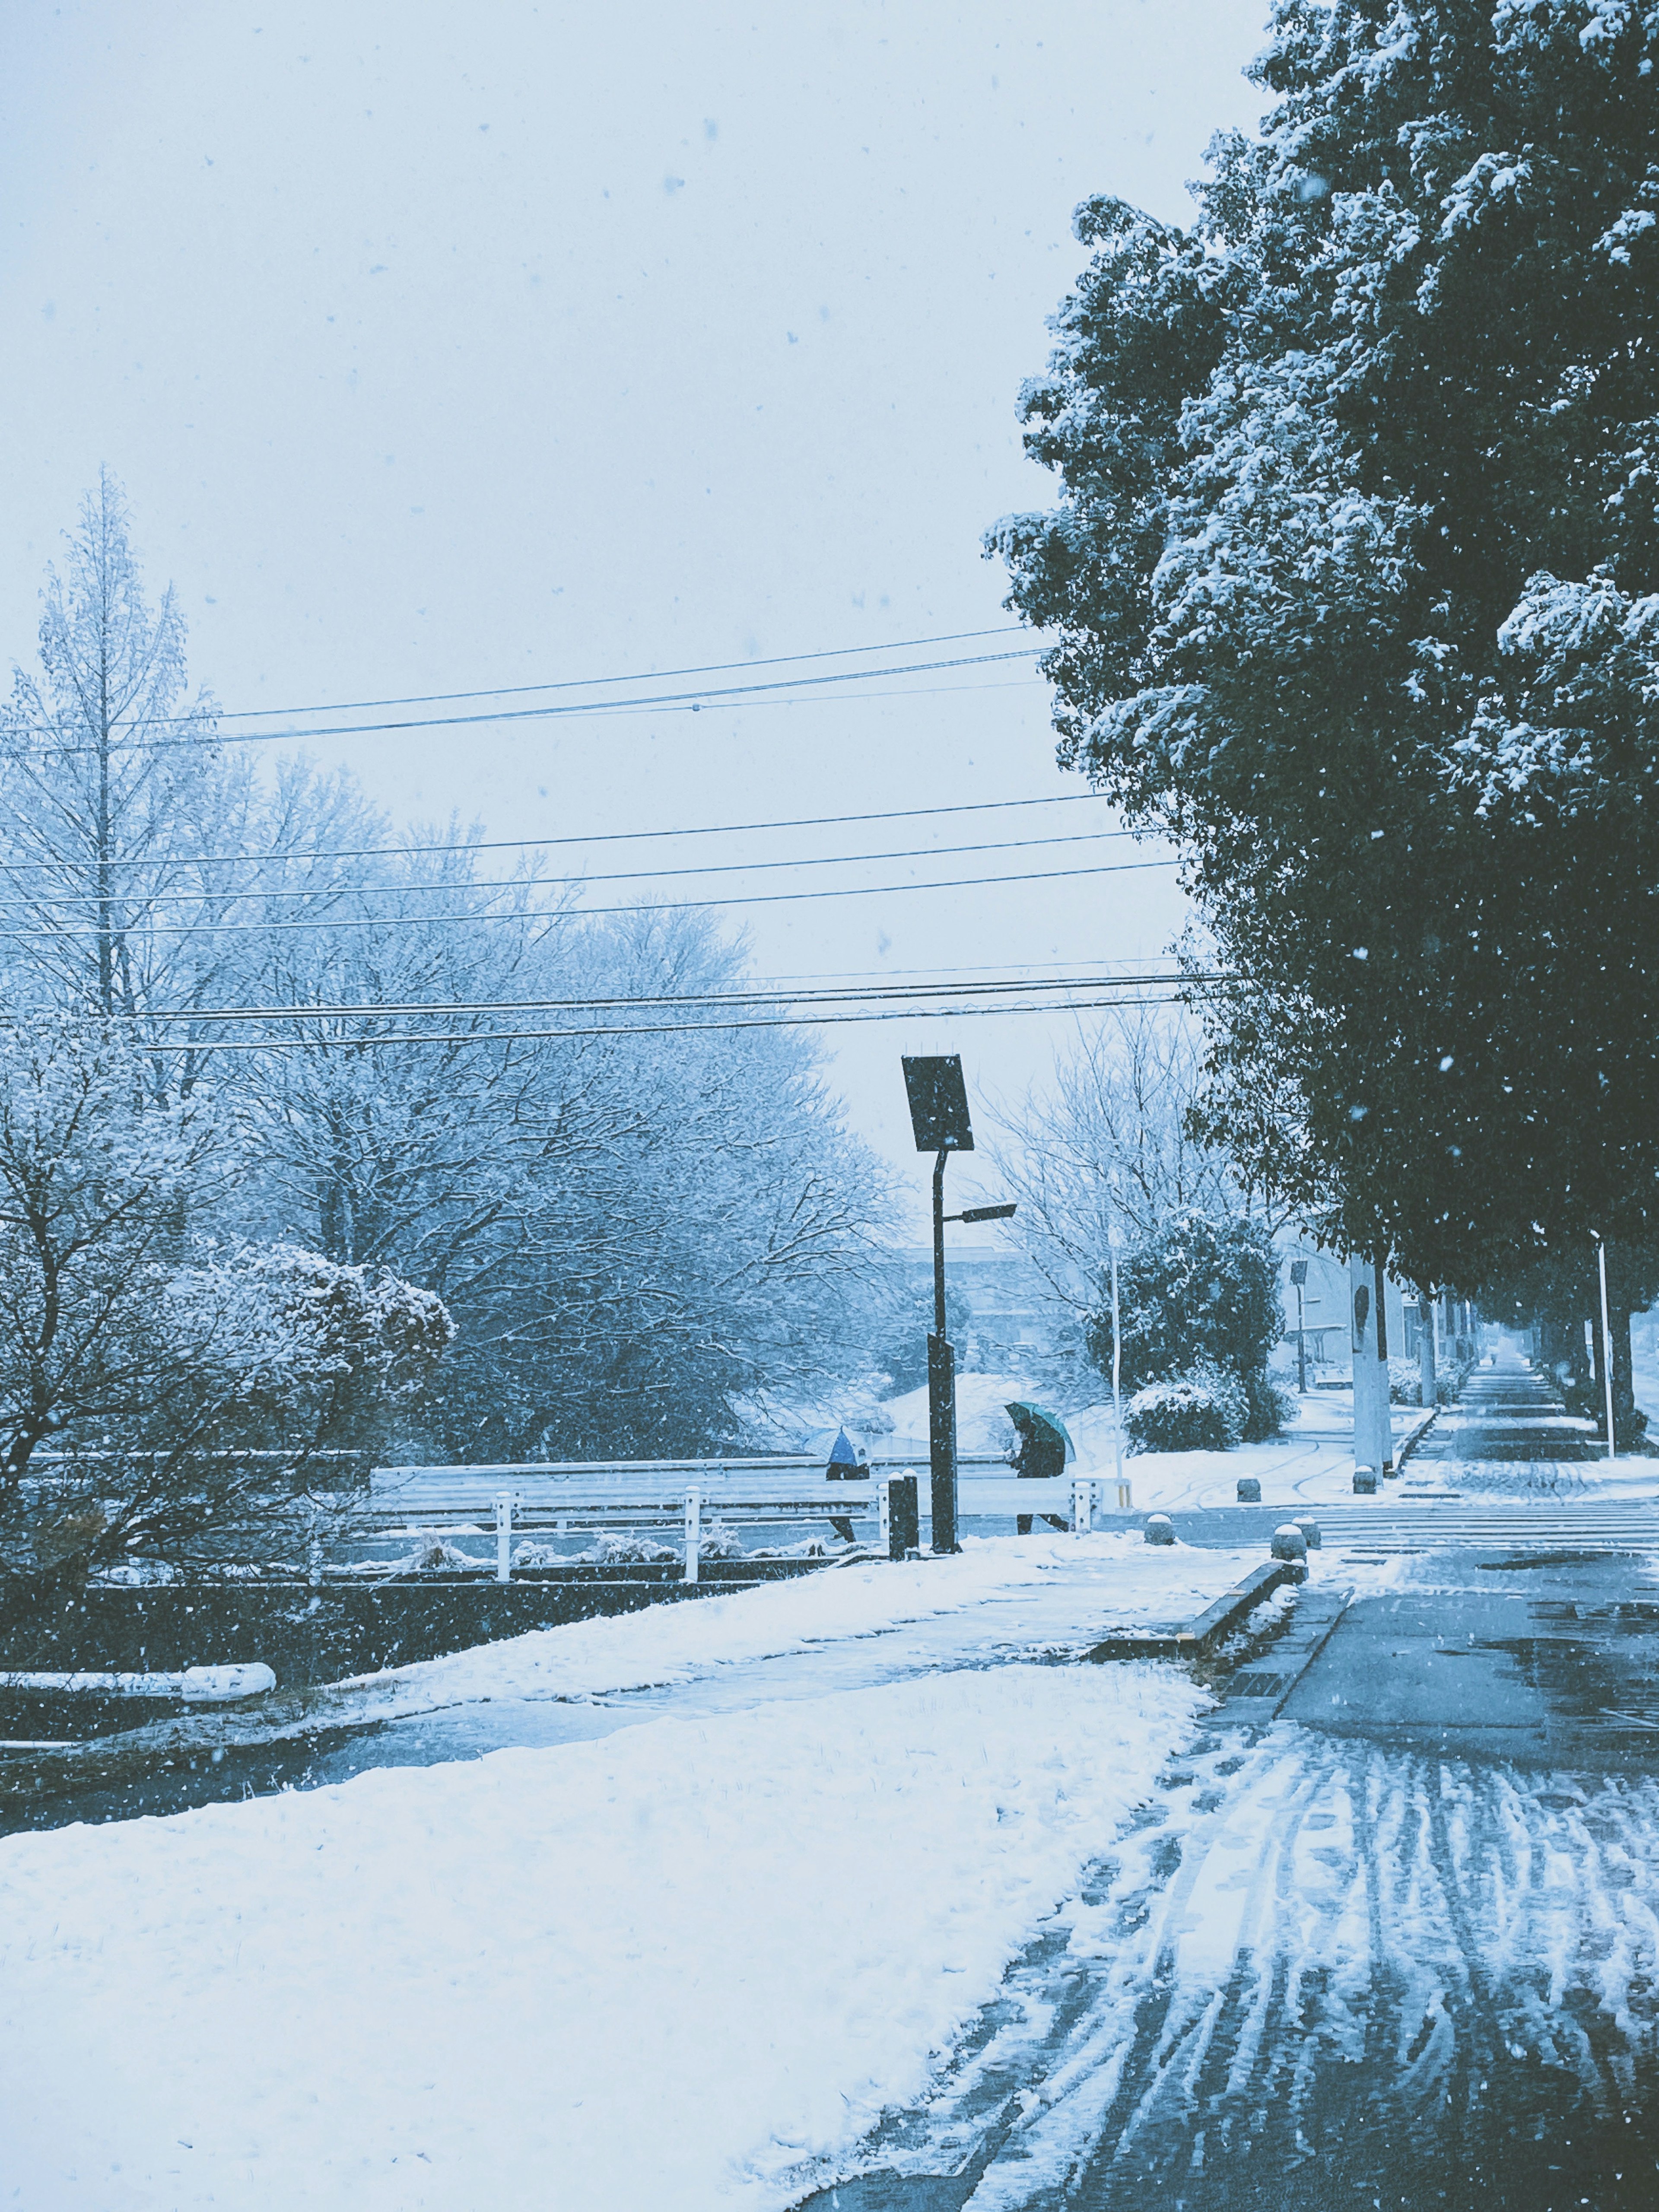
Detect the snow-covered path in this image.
<box><xmin>0</xmin><ymin>1665</ymin><xmax>1211</xmax><ymax>2212</ymax></box>
<box><xmin>3</xmin><ymin>1534</ymin><xmax>1266</xmax><ymax>1834</ymax></box>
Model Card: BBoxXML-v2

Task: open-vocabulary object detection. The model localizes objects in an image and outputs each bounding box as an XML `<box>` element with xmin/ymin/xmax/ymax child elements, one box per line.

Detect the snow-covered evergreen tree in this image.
<box><xmin>991</xmin><ymin>0</ymin><xmax>1659</xmax><ymax>1306</ymax></box>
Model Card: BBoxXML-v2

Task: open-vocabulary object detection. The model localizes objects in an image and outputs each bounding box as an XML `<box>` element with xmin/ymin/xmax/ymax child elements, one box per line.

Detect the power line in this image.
<box><xmin>130</xmin><ymin>624</ymin><xmax>1037</xmax><ymax>728</ymax></box>
<box><xmin>0</xmin><ymin>791</ymin><xmax>1107</xmax><ymax>876</ymax></box>
<box><xmin>165</xmin><ymin>991</ymin><xmax>1201</xmax><ymax>1053</ymax></box>
<box><xmin>3</xmin><ymin>858</ymin><xmax>1175</xmax><ymax>938</ymax></box>
<box><xmin>0</xmin><ymin>828</ymin><xmax>1149</xmax><ymax>913</ymax></box>
<box><xmin>28</xmin><ymin>648</ymin><xmax>1040</xmax><ymax>753</ymax></box>
<box><xmin>138</xmin><ymin>967</ymin><xmax>1197</xmax><ymax>1025</ymax></box>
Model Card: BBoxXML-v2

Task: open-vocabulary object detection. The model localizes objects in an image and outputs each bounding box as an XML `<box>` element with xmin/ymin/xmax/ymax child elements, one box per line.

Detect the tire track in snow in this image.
<box><xmin>820</xmin><ymin>1727</ymin><xmax>1659</xmax><ymax>2209</ymax></box>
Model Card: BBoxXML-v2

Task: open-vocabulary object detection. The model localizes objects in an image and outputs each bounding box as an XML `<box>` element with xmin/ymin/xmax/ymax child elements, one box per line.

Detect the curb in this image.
<box><xmin>1083</xmin><ymin>1559</ymin><xmax>1295</xmax><ymax>1663</ymax></box>
<box><xmin>1395</xmin><ymin>1402</ymin><xmax>1441</xmax><ymax>1470</ymax></box>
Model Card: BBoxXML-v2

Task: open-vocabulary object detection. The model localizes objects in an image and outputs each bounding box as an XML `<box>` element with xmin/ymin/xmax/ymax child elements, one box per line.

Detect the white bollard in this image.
<box><xmin>1073</xmin><ymin>1476</ymin><xmax>1093</xmax><ymax>1536</ymax></box>
<box><xmin>495</xmin><ymin>1491</ymin><xmax>514</xmax><ymax>1583</ymax></box>
<box><xmin>877</xmin><ymin>1477</ymin><xmax>892</xmax><ymax>1558</ymax></box>
<box><xmin>684</xmin><ymin>1484</ymin><xmax>702</xmax><ymax>1584</ymax></box>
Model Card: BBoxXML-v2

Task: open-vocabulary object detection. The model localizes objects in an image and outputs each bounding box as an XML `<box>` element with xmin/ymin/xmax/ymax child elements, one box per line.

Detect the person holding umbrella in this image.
<box><xmin>824</xmin><ymin>1426</ymin><xmax>866</xmax><ymax>1544</ymax></box>
<box><xmin>1006</xmin><ymin>1401</ymin><xmax>1073</xmax><ymax>1533</ymax></box>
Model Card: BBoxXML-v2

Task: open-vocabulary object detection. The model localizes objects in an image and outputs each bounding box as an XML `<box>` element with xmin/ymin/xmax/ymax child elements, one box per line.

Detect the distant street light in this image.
<box><xmin>900</xmin><ymin>1054</ymin><xmax>1016</xmax><ymax>1554</ymax></box>
<box><xmin>1107</xmin><ymin>1197</ymin><xmax>1126</xmax><ymax>1508</ymax></box>
<box><xmin>1289</xmin><ymin>1259</ymin><xmax>1309</xmax><ymax>1395</ymax></box>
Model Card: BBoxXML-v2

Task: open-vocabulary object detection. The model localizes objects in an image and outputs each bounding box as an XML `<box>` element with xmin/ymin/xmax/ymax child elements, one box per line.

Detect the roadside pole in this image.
<box><xmin>1374</xmin><ymin>1258</ymin><xmax>1395</xmax><ymax>1477</ymax></box>
<box><xmin>1108</xmin><ymin>1204</ymin><xmax>1128</xmax><ymax>1507</ymax></box>
<box><xmin>1290</xmin><ymin>1259</ymin><xmax>1309</xmax><ymax>1394</ymax></box>
<box><xmin>1595</xmin><ymin>1233</ymin><xmax>1617</xmax><ymax>1462</ymax></box>
<box><xmin>1350</xmin><ymin>1251</ymin><xmax>1385</xmax><ymax>1484</ymax></box>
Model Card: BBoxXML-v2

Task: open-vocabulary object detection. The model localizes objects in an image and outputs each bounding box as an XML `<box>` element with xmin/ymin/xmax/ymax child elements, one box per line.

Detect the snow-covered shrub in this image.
<box><xmin>1125</xmin><ymin>1365</ymin><xmax>1246</xmax><ymax>1453</ymax></box>
<box><xmin>696</xmin><ymin>1519</ymin><xmax>746</xmax><ymax>1561</ymax></box>
<box><xmin>1240</xmin><ymin>1369</ymin><xmax>1297</xmax><ymax>1440</ymax></box>
<box><xmin>1388</xmin><ymin>1357</ymin><xmax>1422</xmax><ymax>1406</ymax></box>
<box><xmin>400</xmin><ymin>1532</ymin><xmax>483</xmax><ymax>1572</ymax></box>
<box><xmin>589</xmin><ymin>1530</ymin><xmax>680</xmax><ymax>1565</ymax></box>
<box><xmin>1090</xmin><ymin>1212</ymin><xmax>1287</xmax><ymax>1441</ymax></box>
<box><xmin>512</xmin><ymin>1540</ymin><xmax>568</xmax><ymax>1568</ymax></box>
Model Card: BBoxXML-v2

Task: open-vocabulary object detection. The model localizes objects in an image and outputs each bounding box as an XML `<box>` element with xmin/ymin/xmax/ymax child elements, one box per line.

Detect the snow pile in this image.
<box><xmin>0</xmin><ymin>1664</ymin><xmax>1207</xmax><ymax>2211</ymax></box>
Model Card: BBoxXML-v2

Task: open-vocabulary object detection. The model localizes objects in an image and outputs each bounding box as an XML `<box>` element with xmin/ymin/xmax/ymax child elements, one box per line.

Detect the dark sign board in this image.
<box><xmin>902</xmin><ymin>1055</ymin><xmax>974</xmax><ymax>1153</ymax></box>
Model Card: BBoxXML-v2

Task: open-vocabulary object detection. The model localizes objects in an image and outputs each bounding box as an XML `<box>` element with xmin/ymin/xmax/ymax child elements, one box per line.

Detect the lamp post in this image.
<box><xmin>900</xmin><ymin>1055</ymin><xmax>1015</xmax><ymax>1554</ymax></box>
<box><xmin>1290</xmin><ymin>1259</ymin><xmax>1309</xmax><ymax>1394</ymax></box>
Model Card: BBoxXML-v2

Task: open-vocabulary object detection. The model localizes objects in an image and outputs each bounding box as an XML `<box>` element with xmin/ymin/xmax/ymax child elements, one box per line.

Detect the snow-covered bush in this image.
<box><xmin>589</xmin><ymin>1531</ymin><xmax>680</xmax><ymax>1565</ymax></box>
<box><xmin>1388</xmin><ymin>1357</ymin><xmax>1423</xmax><ymax>1407</ymax></box>
<box><xmin>1125</xmin><ymin>1365</ymin><xmax>1246</xmax><ymax>1453</ymax></box>
<box><xmin>400</xmin><ymin>1532</ymin><xmax>483</xmax><ymax>1573</ymax></box>
<box><xmin>697</xmin><ymin>1519</ymin><xmax>746</xmax><ymax>1561</ymax></box>
<box><xmin>1089</xmin><ymin>1211</ymin><xmax>1287</xmax><ymax>1441</ymax></box>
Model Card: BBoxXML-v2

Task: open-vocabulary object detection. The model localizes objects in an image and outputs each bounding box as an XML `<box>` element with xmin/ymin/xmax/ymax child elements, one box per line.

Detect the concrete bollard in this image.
<box><xmin>1353</xmin><ymin>1466</ymin><xmax>1378</xmax><ymax>1495</ymax></box>
<box><xmin>1294</xmin><ymin>1516</ymin><xmax>1322</xmax><ymax>1550</ymax></box>
<box><xmin>887</xmin><ymin>1472</ymin><xmax>920</xmax><ymax>1560</ymax></box>
<box><xmin>1144</xmin><ymin>1513</ymin><xmax>1176</xmax><ymax>1547</ymax></box>
<box><xmin>1236</xmin><ymin>1477</ymin><xmax>1262</xmax><ymax>1503</ymax></box>
<box><xmin>1271</xmin><ymin>1524</ymin><xmax>1309</xmax><ymax>1582</ymax></box>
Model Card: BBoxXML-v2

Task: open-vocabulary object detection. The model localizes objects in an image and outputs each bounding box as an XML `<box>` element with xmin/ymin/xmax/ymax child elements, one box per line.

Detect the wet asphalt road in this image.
<box><xmin>804</xmin><ymin>1356</ymin><xmax>1659</xmax><ymax>2212</ymax></box>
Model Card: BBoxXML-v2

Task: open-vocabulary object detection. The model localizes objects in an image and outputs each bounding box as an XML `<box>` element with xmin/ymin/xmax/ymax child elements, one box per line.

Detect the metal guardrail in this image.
<box><xmin>347</xmin><ymin>1458</ymin><xmax>1135</xmax><ymax>1585</ymax></box>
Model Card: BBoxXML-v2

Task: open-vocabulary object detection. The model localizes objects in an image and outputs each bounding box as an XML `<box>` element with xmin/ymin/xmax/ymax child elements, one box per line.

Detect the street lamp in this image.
<box><xmin>1289</xmin><ymin>1259</ymin><xmax>1309</xmax><ymax>1395</ymax></box>
<box><xmin>900</xmin><ymin>1055</ymin><xmax>1016</xmax><ymax>1554</ymax></box>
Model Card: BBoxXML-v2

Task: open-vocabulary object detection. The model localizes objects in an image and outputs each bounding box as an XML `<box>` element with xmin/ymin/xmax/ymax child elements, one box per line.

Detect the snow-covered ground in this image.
<box><xmin>54</xmin><ymin>1533</ymin><xmax>1265</xmax><ymax>1771</ymax></box>
<box><xmin>0</xmin><ymin>1663</ymin><xmax>1209</xmax><ymax>2211</ymax></box>
<box><xmin>871</xmin><ymin>1370</ymin><xmax>1432</xmax><ymax>1516</ymax></box>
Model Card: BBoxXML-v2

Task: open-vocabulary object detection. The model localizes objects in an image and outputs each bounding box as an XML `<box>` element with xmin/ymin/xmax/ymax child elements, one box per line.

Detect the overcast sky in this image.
<box><xmin>0</xmin><ymin>0</ymin><xmax>1266</xmax><ymax>1227</ymax></box>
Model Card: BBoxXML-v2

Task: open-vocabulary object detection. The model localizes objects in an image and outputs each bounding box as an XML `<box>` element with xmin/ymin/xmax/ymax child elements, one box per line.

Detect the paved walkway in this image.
<box><xmin>803</xmin><ymin>1351</ymin><xmax>1659</xmax><ymax>2212</ymax></box>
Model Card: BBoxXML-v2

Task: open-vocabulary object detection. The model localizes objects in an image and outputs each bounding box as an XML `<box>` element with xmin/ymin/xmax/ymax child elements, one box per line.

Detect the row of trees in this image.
<box><xmin>0</xmin><ymin>477</ymin><xmax>896</xmax><ymax>1577</ymax></box>
<box><xmin>990</xmin><ymin>0</ymin><xmax>1659</xmax><ymax>1435</ymax></box>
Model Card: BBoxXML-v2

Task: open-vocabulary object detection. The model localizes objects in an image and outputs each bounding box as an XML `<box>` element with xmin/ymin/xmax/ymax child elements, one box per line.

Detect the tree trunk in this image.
<box><xmin>1610</xmin><ymin>1300</ymin><xmax>1647</xmax><ymax>1448</ymax></box>
<box><xmin>1417</xmin><ymin>1283</ymin><xmax>1437</xmax><ymax>1405</ymax></box>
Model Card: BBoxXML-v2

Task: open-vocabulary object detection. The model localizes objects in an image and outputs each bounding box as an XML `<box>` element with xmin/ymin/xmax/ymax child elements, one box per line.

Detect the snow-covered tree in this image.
<box><xmin>0</xmin><ymin>1014</ymin><xmax>452</xmax><ymax>1582</ymax></box>
<box><xmin>989</xmin><ymin>1005</ymin><xmax>1287</xmax><ymax>1316</ymax></box>
<box><xmin>990</xmin><ymin>0</ymin><xmax>1659</xmax><ymax>1303</ymax></box>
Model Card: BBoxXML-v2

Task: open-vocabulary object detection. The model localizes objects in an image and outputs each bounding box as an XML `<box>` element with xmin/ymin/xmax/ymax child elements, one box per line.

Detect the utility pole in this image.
<box><xmin>1374</xmin><ymin>1257</ymin><xmax>1395</xmax><ymax>1477</ymax></box>
<box><xmin>1350</xmin><ymin>1251</ymin><xmax>1392</xmax><ymax>1481</ymax></box>
<box><xmin>1594</xmin><ymin>1232</ymin><xmax>1617</xmax><ymax>1462</ymax></box>
<box><xmin>1108</xmin><ymin>1187</ymin><xmax>1127</xmax><ymax>1506</ymax></box>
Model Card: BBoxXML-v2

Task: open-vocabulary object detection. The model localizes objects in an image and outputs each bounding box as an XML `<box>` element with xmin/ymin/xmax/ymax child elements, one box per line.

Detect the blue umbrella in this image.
<box><xmin>1005</xmin><ymin>1401</ymin><xmax>1076</xmax><ymax>1462</ymax></box>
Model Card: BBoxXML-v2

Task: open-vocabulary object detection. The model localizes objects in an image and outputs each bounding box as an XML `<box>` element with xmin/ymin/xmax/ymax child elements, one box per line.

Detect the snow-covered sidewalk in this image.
<box><xmin>0</xmin><ymin>1657</ymin><xmax>1209</xmax><ymax>2210</ymax></box>
<box><xmin>25</xmin><ymin>1532</ymin><xmax>1262</xmax><ymax>1776</ymax></box>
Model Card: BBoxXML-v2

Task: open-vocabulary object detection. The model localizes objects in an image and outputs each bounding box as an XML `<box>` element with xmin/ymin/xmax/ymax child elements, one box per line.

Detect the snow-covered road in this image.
<box><xmin>834</xmin><ymin>1711</ymin><xmax>1659</xmax><ymax>2210</ymax></box>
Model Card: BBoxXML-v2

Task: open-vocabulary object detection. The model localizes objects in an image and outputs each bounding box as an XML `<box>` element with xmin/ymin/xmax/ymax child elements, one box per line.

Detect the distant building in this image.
<box><xmin>899</xmin><ymin>1246</ymin><xmax>1071</xmax><ymax>1367</ymax></box>
<box><xmin>1274</xmin><ymin>1237</ymin><xmax>1420</xmax><ymax>1380</ymax></box>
